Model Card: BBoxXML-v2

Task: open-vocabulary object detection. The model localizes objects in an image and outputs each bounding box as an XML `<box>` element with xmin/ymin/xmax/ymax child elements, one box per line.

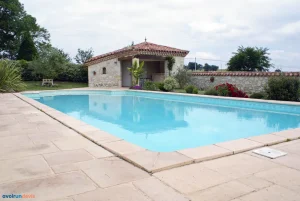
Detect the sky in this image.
<box><xmin>20</xmin><ymin>0</ymin><xmax>300</xmax><ymax>71</ymax></box>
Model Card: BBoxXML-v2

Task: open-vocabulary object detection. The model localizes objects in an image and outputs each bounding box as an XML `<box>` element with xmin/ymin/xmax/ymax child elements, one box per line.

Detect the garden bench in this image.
<box><xmin>42</xmin><ymin>79</ymin><xmax>54</xmax><ymax>86</ymax></box>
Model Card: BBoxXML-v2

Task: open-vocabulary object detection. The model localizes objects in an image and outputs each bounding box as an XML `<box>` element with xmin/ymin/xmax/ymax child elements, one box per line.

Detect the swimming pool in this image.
<box><xmin>24</xmin><ymin>90</ymin><xmax>300</xmax><ymax>152</ymax></box>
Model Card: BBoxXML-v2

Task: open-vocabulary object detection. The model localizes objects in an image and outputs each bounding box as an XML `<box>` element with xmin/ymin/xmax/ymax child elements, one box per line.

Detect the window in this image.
<box><xmin>102</xmin><ymin>67</ymin><xmax>107</xmax><ymax>74</ymax></box>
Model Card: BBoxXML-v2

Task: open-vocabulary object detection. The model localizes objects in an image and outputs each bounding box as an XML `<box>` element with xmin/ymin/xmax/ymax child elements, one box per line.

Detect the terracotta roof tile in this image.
<box><xmin>190</xmin><ymin>72</ymin><xmax>300</xmax><ymax>77</ymax></box>
<box><xmin>85</xmin><ymin>41</ymin><xmax>189</xmax><ymax>65</ymax></box>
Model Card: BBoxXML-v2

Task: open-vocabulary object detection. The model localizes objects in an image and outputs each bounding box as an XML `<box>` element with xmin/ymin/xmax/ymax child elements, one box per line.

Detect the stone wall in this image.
<box><xmin>88</xmin><ymin>58</ymin><xmax>121</xmax><ymax>87</ymax></box>
<box><xmin>190</xmin><ymin>72</ymin><xmax>300</xmax><ymax>93</ymax></box>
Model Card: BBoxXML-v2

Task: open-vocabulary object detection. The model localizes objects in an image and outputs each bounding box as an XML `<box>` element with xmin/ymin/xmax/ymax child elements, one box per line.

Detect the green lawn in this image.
<box><xmin>174</xmin><ymin>89</ymin><xmax>205</xmax><ymax>95</ymax></box>
<box><xmin>23</xmin><ymin>81</ymin><xmax>88</xmax><ymax>91</ymax></box>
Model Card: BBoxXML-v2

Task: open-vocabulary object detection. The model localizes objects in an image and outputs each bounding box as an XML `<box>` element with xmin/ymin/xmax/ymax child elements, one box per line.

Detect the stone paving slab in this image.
<box><xmin>236</xmin><ymin>176</ymin><xmax>272</xmax><ymax>190</ymax></box>
<box><xmin>0</xmin><ymin>172</ymin><xmax>97</xmax><ymax>201</ymax></box>
<box><xmin>0</xmin><ymin>155</ymin><xmax>53</xmax><ymax>184</ymax></box>
<box><xmin>202</xmin><ymin>153</ymin><xmax>279</xmax><ymax>179</ymax></box>
<box><xmin>154</xmin><ymin>162</ymin><xmax>232</xmax><ymax>194</ymax></box>
<box><xmin>188</xmin><ymin>181</ymin><xmax>254</xmax><ymax>201</ymax></box>
<box><xmin>236</xmin><ymin>185</ymin><xmax>300</xmax><ymax>201</ymax></box>
<box><xmin>247</xmin><ymin>134</ymin><xmax>287</xmax><ymax>146</ymax></box>
<box><xmin>215</xmin><ymin>139</ymin><xmax>264</xmax><ymax>154</ymax></box>
<box><xmin>255</xmin><ymin>166</ymin><xmax>300</xmax><ymax>193</ymax></box>
<box><xmin>132</xmin><ymin>177</ymin><xmax>189</xmax><ymax>201</ymax></box>
<box><xmin>72</xmin><ymin>183</ymin><xmax>151</xmax><ymax>201</ymax></box>
<box><xmin>0</xmin><ymin>142</ymin><xmax>59</xmax><ymax>160</ymax></box>
<box><xmin>76</xmin><ymin>157</ymin><xmax>150</xmax><ymax>188</ymax></box>
<box><xmin>124</xmin><ymin>150</ymin><xmax>193</xmax><ymax>173</ymax></box>
<box><xmin>43</xmin><ymin>149</ymin><xmax>94</xmax><ymax>166</ymax></box>
<box><xmin>178</xmin><ymin>144</ymin><xmax>233</xmax><ymax>162</ymax></box>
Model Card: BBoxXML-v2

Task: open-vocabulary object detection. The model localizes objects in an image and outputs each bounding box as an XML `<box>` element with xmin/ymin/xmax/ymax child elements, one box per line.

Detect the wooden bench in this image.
<box><xmin>42</xmin><ymin>79</ymin><xmax>54</xmax><ymax>86</ymax></box>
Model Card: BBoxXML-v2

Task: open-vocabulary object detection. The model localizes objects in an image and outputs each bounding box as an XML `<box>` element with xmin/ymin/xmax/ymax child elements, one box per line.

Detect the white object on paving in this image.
<box><xmin>253</xmin><ymin>147</ymin><xmax>287</xmax><ymax>159</ymax></box>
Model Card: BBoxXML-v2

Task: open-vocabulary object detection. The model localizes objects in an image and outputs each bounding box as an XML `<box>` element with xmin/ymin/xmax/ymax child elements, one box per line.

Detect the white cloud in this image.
<box><xmin>20</xmin><ymin>0</ymin><xmax>300</xmax><ymax>71</ymax></box>
<box><xmin>187</xmin><ymin>52</ymin><xmax>220</xmax><ymax>60</ymax></box>
<box><xmin>276</xmin><ymin>21</ymin><xmax>300</xmax><ymax>35</ymax></box>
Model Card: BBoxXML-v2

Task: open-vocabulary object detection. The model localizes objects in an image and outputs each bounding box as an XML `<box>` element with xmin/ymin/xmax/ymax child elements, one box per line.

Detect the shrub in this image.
<box><xmin>143</xmin><ymin>80</ymin><xmax>157</xmax><ymax>91</ymax></box>
<box><xmin>192</xmin><ymin>87</ymin><xmax>198</xmax><ymax>94</ymax></box>
<box><xmin>265</xmin><ymin>76</ymin><xmax>300</xmax><ymax>101</ymax></box>
<box><xmin>0</xmin><ymin>60</ymin><xmax>26</xmax><ymax>92</ymax></box>
<box><xmin>163</xmin><ymin>77</ymin><xmax>178</xmax><ymax>91</ymax></box>
<box><xmin>57</xmin><ymin>63</ymin><xmax>88</xmax><ymax>82</ymax></box>
<box><xmin>215</xmin><ymin>83</ymin><xmax>248</xmax><ymax>98</ymax></box>
<box><xmin>18</xmin><ymin>60</ymin><xmax>36</xmax><ymax>81</ymax></box>
<box><xmin>250</xmin><ymin>92</ymin><xmax>265</xmax><ymax>99</ymax></box>
<box><xmin>155</xmin><ymin>82</ymin><xmax>167</xmax><ymax>91</ymax></box>
<box><xmin>174</xmin><ymin>68</ymin><xmax>191</xmax><ymax>89</ymax></box>
<box><xmin>204</xmin><ymin>88</ymin><xmax>218</xmax><ymax>96</ymax></box>
<box><xmin>185</xmin><ymin>85</ymin><xmax>194</xmax><ymax>93</ymax></box>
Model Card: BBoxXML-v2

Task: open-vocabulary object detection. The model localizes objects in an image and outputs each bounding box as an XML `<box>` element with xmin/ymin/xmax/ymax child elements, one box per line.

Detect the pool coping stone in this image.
<box><xmin>15</xmin><ymin>89</ymin><xmax>300</xmax><ymax>173</ymax></box>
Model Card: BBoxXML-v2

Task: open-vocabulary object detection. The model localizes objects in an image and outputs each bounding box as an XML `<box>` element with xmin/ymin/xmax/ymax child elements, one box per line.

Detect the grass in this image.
<box><xmin>22</xmin><ymin>81</ymin><xmax>88</xmax><ymax>91</ymax></box>
<box><xmin>174</xmin><ymin>88</ymin><xmax>205</xmax><ymax>95</ymax></box>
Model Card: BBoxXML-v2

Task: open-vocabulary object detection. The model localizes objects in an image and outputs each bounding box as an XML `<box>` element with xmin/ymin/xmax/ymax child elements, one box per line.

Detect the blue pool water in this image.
<box><xmin>24</xmin><ymin>90</ymin><xmax>300</xmax><ymax>152</ymax></box>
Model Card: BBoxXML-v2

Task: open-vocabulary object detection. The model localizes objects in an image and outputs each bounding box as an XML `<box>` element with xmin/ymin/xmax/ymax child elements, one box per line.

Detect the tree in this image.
<box><xmin>29</xmin><ymin>46</ymin><xmax>69</xmax><ymax>79</ymax></box>
<box><xmin>186</xmin><ymin>62</ymin><xmax>203</xmax><ymax>71</ymax></box>
<box><xmin>17</xmin><ymin>32</ymin><xmax>37</xmax><ymax>61</ymax></box>
<box><xmin>128</xmin><ymin>60</ymin><xmax>144</xmax><ymax>86</ymax></box>
<box><xmin>275</xmin><ymin>68</ymin><xmax>282</xmax><ymax>72</ymax></box>
<box><xmin>174</xmin><ymin>68</ymin><xmax>191</xmax><ymax>89</ymax></box>
<box><xmin>0</xmin><ymin>0</ymin><xmax>50</xmax><ymax>59</ymax></box>
<box><xmin>74</xmin><ymin>48</ymin><xmax>94</xmax><ymax>64</ymax></box>
<box><xmin>227</xmin><ymin>46</ymin><xmax>273</xmax><ymax>71</ymax></box>
<box><xmin>203</xmin><ymin>63</ymin><xmax>219</xmax><ymax>71</ymax></box>
<box><xmin>166</xmin><ymin>56</ymin><xmax>175</xmax><ymax>76</ymax></box>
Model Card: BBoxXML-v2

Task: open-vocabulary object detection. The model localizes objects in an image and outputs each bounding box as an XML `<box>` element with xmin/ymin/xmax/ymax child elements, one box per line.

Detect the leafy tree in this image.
<box><xmin>74</xmin><ymin>48</ymin><xmax>94</xmax><ymax>64</ymax></box>
<box><xmin>17</xmin><ymin>32</ymin><xmax>37</xmax><ymax>61</ymax></box>
<box><xmin>0</xmin><ymin>0</ymin><xmax>50</xmax><ymax>59</ymax></box>
<box><xmin>275</xmin><ymin>68</ymin><xmax>282</xmax><ymax>72</ymax></box>
<box><xmin>203</xmin><ymin>63</ymin><xmax>219</xmax><ymax>71</ymax></box>
<box><xmin>128</xmin><ymin>60</ymin><xmax>144</xmax><ymax>86</ymax></box>
<box><xmin>227</xmin><ymin>46</ymin><xmax>273</xmax><ymax>71</ymax></box>
<box><xmin>29</xmin><ymin>47</ymin><xmax>69</xmax><ymax>79</ymax></box>
<box><xmin>166</xmin><ymin>56</ymin><xmax>175</xmax><ymax>76</ymax></box>
<box><xmin>186</xmin><ymin>62</ymin><xmax>203</xmax><ymax>71</ymax></box>
<box><xmin>174</xmin><ymin>68</ymin><xmax>191</xmax><ymax>88</ymax></box>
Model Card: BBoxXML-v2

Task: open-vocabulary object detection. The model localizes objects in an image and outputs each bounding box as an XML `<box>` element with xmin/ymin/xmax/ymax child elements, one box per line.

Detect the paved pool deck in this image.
<box><xmin>1</xmin><ymin>93</ymin><xmax>300</xmax><ymax>201</ymax></box>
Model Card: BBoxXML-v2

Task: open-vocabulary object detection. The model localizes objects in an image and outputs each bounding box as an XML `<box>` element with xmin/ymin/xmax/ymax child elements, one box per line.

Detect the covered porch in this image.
<box><xmin>119</xmin><ymin>55</ymin><xmax>167</xmax><ymax>87</ymax></box>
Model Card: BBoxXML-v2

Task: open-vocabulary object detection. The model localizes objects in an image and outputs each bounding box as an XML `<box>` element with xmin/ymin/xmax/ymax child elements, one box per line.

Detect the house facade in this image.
<box><xmin>85</xmin><ymin>41</ymin><xmax>189</xmax><ymax>87</ymax></box>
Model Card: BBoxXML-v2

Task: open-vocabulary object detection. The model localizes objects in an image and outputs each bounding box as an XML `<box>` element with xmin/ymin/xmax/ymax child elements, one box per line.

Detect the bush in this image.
<box><xmin>192</xmin><ymin>87</ymin><xmax>198</xmax><ymax>94</ymax></box>
<box><xmin>204</xmin><ymin>88</ymin><xmax>218</xmax><ymax>96</ymax></box>
<box><xmin>143</xmin><ymin>80</ymin><xmax>157</xmax><ymax>91</ymax></box>
<box><xmin>265</xmin><ymin>76</ymin><xmax>300</xmax><ymax>101</ymax></box>
<box><xmin>174</xmin><ymin>68</ymin><xmax>191</xmax><ymax>89</ymax></box>
<box><xmin>155</xmin><ymin>82</ymin><xmax>167</xmax><ymax>91</ymax></box>
<box><xmin>57</xmin><ymin>64</ymin><xmax>88</xmax><ymax>82</ymax></box>
<box><xmin>0</xmin><ymin>60</ymin><xmax>26</xmax><ymax>92</ymax></box>
<box><xmin>215</xmin><ymin>83</ymin><xmax>248</xmax><ymax>98</ymax></box>
<box><xmin>18</xmin><ymin>60</ymin><xmax>36</xmax><ymax>81</ymax></box>
<box><xmin>163</xmin><ymin>77</ymin><xmax>178</xmax><ymax>91</ymax></box>
<box><xmin>185</xmin><ymin>85</ymin><xmax>194</xmax><ymax>93</ymax></box>
<box><xmin>250</xmin><ymin>92</ymin><xmax>265</xmax><ymax>99</ymax></box>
